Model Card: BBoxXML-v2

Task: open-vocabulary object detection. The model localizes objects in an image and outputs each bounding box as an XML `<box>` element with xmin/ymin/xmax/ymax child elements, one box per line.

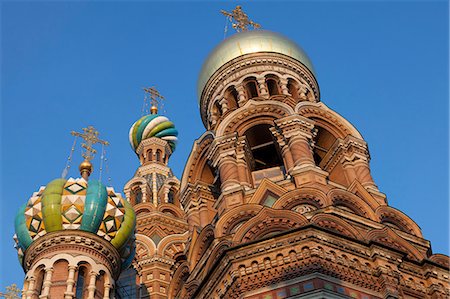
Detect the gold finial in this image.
<box><xmin>143</xmin><ymin>86</ymin><xmax>165</xmax><ymax>115</ymax></box>
<box><xmin>71</xmin><ymin>126</ymin><xmax>109</xmax><ymax>179</ymax></box>
<box><xmin>221</xmin><ymin>5</ymin><xmax>261</xmax><ymax>32</ymax></box>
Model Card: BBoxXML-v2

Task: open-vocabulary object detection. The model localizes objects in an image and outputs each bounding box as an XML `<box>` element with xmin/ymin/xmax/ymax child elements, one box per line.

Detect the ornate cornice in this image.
<box><xmin>23</xmin><ymin>230</ymin><xmax>122</xmax><ymax>279</ymax></box>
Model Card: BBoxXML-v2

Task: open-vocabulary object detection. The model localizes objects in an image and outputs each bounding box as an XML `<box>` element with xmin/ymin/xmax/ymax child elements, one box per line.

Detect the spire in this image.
<box><xmin>221</xmin><ymin>5</ymin><xmax>261</xmax><ymax>32</ymax></box>
<box><xmin>71</xmin><ymin>126</ymin><xmax>109</xmax><ymax>180</ymax></box>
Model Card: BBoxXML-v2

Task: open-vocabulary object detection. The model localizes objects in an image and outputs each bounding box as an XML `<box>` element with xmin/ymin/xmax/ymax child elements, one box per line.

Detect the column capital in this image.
<box><xmin>273</xmin><ymin>115</ymin><xmax>316</xmax><ymax>141</ymax></box>
<box><xmin>207</xmin><ymin>132</ymin><xmax>239</xmax><ymax>167</ymax></box>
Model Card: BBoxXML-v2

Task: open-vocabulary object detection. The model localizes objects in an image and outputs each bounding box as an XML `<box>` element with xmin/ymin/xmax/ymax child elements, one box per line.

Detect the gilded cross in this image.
<box><xmin>221</xmin><ymin>5</ymin><xmax>261</xmax><ymax>32</ymax></box>
<box><xmin>71</xmin><ymin>126</ymin><xmax>109</xmax><ymax>161</ymax></box>
<box><xmin>143</xmin><ymin>86</ymin><xmax>165</xmax><ymax>114</ymax></box>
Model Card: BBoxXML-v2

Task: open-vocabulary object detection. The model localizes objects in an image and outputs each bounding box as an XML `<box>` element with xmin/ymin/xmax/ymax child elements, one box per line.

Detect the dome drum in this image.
<box><xmin>200</xmin><ymin>54</ymin><xmax>319</xmax><ymax>129</ymax></box>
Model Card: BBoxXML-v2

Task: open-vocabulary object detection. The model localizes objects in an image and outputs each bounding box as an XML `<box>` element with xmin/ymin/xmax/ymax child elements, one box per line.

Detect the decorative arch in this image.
<box><xmin>327</xmin><ymin>189</ymin><xmax>378</xmax><ymax>221</ymax></box>
<box><xmin>157</xmin><ymin>231</ymin><xmax>189</xmax><ymax>260</ymax></box>
<box><xmin>187</xmin><ymin>225</ymin><xmax>215</xmax><ymax>270</ymax></box>
<box><xmin>204</xmin><ymin>239</ymin><xmax>232</xmax><ymax>274</ymax></box>
<box><xmin>232</xmin><ymin>207</ymin><xmax>308</xmax><ymax>243</ymax></box>
<box><xmin>429</xmin><ymin>254</ymin><xmax>450</xmax><ymax>268</ymax></box>
<box><xmin>168</xmin><ymin>261</ymin><xmax>190</xmax><ymax>299</ymax></box>
<box><xmin>375</xmin><ymin>206</ymin><xmax>422</xmax><ymax>237</ymax></box>
<box><xmin>273</xmin><ymin>187</ymin><xmax>330</xmax><ymax>210</ymax></box>
<box><xmin>134</xmin><ymin>202</ymin><xmax>156</xmax><ymax>216</ymax></box>
<box><xmin>215</xmin><ymin>204</ymin><xmax>263</xmax><ymax>237</ymax></box>
<box><xmin>310</xmin><ymin>213</ymin><xmax>365</xmax><ymax>241</ymax></box>
<box><xmin>135</xmin><ymin>234</ymin><xmax>157</xmax><ymax>257</ymax></box>
<box><xmin>296</xmin><ymin>102</ymin><xmax>363</xmax><ymax>139</ymax></box>
<box><xmin>180</xmin><ymin>131</ymin><xmax>215</xmax><ymax>192</ymax></box>
<box><xmin>366</xmin><ymin>227</ymin><xmax>424</xmax><ymax>261</ymax></box>
<box><xmin>157</xmin><ymin>203</ymin><xmax>184</xmax><ymax>218</ymax></box>
<box><xmin>216</xmin><ymin>100</ymin><xmax>295</xmax><ymax>136</ymax></box>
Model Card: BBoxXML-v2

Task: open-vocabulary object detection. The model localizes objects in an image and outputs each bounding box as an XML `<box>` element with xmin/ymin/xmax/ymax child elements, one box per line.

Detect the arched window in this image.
<box><xmin>156</xmin><ymin>150</ymin><xmax>162</xmax><ymax>162</ymax></box>
<box><xmin>312</xmin><ymin>127</ymin><xmax>337</xmax><ymax>166</ymax></box>
<box><xmin>131</xmin><ymin>186</ymin><xmax>143</xmax><ymax>205</ymax></box>
<box><xmin>168</xmin><ymin>189</ymin><xmax>175</xmax><ymax>204</ymax></box>
<box><xmin>244</xmin><ymin>124</ymin><xmax>283</xmax><ymax>171</ymax></box>
<box><xmin>75</xmin><ymin>267</ymin><xmax>86</xmax><ymax>299</ymax></box>
<box><xmin>224</xmin><ymin>86</ymin><xmax>239</xmax><ymax>110</ymax></box>
<box><xmin>266</xmin><ymin>76</ymin><xmax>280</xmax><ymax>96</ymax></box>
<box><xmin>34</xmin><ymin>267</ymin><xmax>45</xmax><ymax>295</ymax></box>
<box><xmin>244</xmin><ymin>77</ymin><xmax>259</xmax><ymax>99</ymax></box>
<box><xmin>199</xmin><ymin>162</ymin><xmax>221</xmax><ymax>199</ymax></box>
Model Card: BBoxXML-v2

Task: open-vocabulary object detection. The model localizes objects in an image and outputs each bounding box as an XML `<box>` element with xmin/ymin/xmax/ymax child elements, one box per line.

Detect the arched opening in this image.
<box><xmin>75</xmin><ymin>266</ymin><xmax>87</xmax><ymax>299</ymax></box>
<box><xmin>312</xmin><ymin>126</ymin><xmax>337</xmax><ymax>166</ymax></box>
<box><xmin>244</xmin><ymin>77</ymin><xmax>259</xmax><ymax>99</ymax></box>
<box><xmin>50</xmin><ymin>260</ymin><xmax>69</xmax><ymax>298</ymax></box>
<box><xmin>287</xmin><ymin>79</ymin><xmax>299</xmax><ymax>100</ymax></box>
<box><xmin>131</xmin><ymin>185</ymin><xmax>143</xmax><ymax>205</ymax></box>
<box><xmin>199</xmin><ymin>163</ymin><xmax>221</xmax><ymax>200</ymax></box>
<box><xmin>34</xmin><ymin>266</ymin><xmax>45</xmax><ymax>295</ymax></box>
<box><xmin>224</xmin><ymin>86</ymin><xmax>239</xmax><ymax>110</ymax></box>
<box><xmin>244</xmin><ymin>124</ymin><xmax>283</xmax><ymax>171</ymax></box>
<box><xmin>95</xmin><ymin>271</ymin><xmax>106</xmax><ymax>299</ymax></box>
<box><xmin>156</xmin><ymin>149</ymin><xmax>162</xmax><ymax>163</ymax></box>
<box><xmin>266</xmin><ymin>76</ymin><xmax>280</xmax><ymax>96</ymax></box>
<box><xmin>168</xmin><ymin>189</ymin><xmax>175</xmax><ymax>204</ymax></box>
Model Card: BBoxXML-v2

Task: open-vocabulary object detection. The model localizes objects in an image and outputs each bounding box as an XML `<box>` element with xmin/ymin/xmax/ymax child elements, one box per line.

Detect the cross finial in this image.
<box><xmin>143</xmin><ymin>86</ymin><xmax>165</xmax><ymax>114</ymax></box>
<box><xmin>221</xmin><ymin>5</ymin><xmax>261</xmax><ymax>32</ymax></box>
<box><xmin>71</xmin><ymin>126</ymin><xmax>109</xmax><ymax>162</ymax></box>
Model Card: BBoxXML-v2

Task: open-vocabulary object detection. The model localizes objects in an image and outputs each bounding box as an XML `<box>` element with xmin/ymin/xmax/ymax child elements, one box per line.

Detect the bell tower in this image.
<box><xmin>123</xmin><ymin>88</ymin><xmax>189</xmax><ymax>299</ymax></box>
<box><xmin>176</xmin><ymin>6</ymin><xmax>449</xmax><ymax>299</ymax></box>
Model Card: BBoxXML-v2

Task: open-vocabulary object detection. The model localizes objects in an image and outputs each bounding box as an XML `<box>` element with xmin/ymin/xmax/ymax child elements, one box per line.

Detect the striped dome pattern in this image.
<box><xmin>14</xmin><ymin>177</ymin><xmax>136</xmax><ymax>269</ymax></box>
<box><xmin>129</xmin><ymin>114</ymin><xmax>178</xmax><ymax>152</ymax></box>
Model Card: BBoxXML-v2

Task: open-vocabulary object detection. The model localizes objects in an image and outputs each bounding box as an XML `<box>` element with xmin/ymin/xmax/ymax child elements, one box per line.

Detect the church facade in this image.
<box><xmin>14</xmin><ymin>7</ymin><xmax>449</xmax><ymax>299</ymax></box>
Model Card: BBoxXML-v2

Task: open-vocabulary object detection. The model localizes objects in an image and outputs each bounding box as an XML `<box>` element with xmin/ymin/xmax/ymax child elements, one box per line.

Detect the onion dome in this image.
<box><xmin>129</xmin><ymin>113</ymin><xmax>178</xmax><ymax>152</ymax></box>
<box><xmin>14</xmin><ymin>177</ymin><xmax>136</xmax><ymax>270</ymax></box>
<box><xmin>197</xmin><ymin>30</ymin><xmax>315</xmax><ymax>99</ymax></box>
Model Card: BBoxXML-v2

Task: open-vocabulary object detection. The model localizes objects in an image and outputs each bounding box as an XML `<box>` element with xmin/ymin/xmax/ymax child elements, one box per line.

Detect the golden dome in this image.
<box><xmin>197</xmin><ymin>30</ymin><xmax>315</xmax><ymax>100</ymax></box>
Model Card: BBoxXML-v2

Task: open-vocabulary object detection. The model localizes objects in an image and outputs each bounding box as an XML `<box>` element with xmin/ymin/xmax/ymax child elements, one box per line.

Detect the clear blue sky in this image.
<box><xmin>1</xmin><ymin>1</ymin><xmax>448</xmax><ymax>290</ymax></box>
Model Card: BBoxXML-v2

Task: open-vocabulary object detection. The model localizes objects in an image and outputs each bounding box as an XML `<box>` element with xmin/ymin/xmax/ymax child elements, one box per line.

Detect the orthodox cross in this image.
<box><xmin>143</xmin><ymin>86</ymin><xmax>165</xmax><ymax>114</ymax></box>
<box><xmin>71</xmin><ymin>126</ymin><xmax>109</xmax><ymax>161</ymax></box>
<box><xmin>221</xmin><ymin>5</ymin><xmax>261</xmax><ymax>32</ymax></box>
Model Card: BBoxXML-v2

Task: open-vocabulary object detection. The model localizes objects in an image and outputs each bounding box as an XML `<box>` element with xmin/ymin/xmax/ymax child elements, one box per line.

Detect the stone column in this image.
<box><xmin>21</xmin><ymin>280</ymin><xmax>28</xmax><ymax>299</ymax></box>
<box><xmin>25</xmin><ymin>278</ymin><xmax>35</xmax><ymax>299</ymax></box>
<box><xmin>64</xmin><ymin>265</ymin><xmax>77</xmax><ymax>299</ymax></box>
<box><xmin>279</xmin><ymin>78</ymin><xmax>290</xmax><ymax>95</ymax></box>
<box><xmin>235</xmin><ymin>84</ymin><xmax>247</xmax><ymax>106</ymax></box>
<box><xmin>86</xmin><ymin>271</ymin><xmax>98</xmax><ymax>299</ymax></box>
<box><xmin>217</xmin><ymin>157</ymin><xmax>240</xmax><ymax>191</ymax></box>
<box><xmin>208</xmin><ymin>133</ymin><xmax>241</xmax><ymax>192</ymax></box>
<box><xmin>102</xmin><ymin>283</ymin><xmax>111</xmax><ymax>299</ymax></box>
<box><xmin>339</xmin><ymin>136</ymin><xmax>377</xmax><ymax>190</ymax></box>
<box><xmin>274</xmin><ymin>115</ymin><xmax>316</xmax><ymax>170</ymax></box>
<box><xmin>39</xmin><ymin>267</ymin><xmax>53</xmax><ymax>299</ymax></box>
<box><xmin>257</xmin><ymin>77</ymin><xmax>268</xmax><ymax>97</ymax></box>
<box><xmin>289</xmin><ymin>134</ymin><xmax>315</xmax><ymax>168</ymax></box>
<box><xmin>235</xmin><ymin>136</ymin><xmax>253</xmax><ymax>188</ymax></box>
<box><xmin>270</xmin><ymin>127</ymin><xmax>295</xmax><ymax>173</ymax></box>
<box><xmin>219</xmin><ymin>97</ymin><xmax>229</xmax><ymax>114</ymax></box>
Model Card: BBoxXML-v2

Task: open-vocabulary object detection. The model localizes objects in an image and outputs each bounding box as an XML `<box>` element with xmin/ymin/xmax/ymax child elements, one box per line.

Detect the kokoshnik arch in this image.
<box><xmin>13</xmin><ymin>6</ymin><xmax>449</xmax><ymax>299</ymax></box>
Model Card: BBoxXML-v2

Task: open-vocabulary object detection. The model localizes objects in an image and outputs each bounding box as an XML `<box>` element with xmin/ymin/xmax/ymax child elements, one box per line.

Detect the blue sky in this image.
<box><xmin>1</xmin><ymin>1</ymin><xmax>448</xmax><ymax>290</ymax></box>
